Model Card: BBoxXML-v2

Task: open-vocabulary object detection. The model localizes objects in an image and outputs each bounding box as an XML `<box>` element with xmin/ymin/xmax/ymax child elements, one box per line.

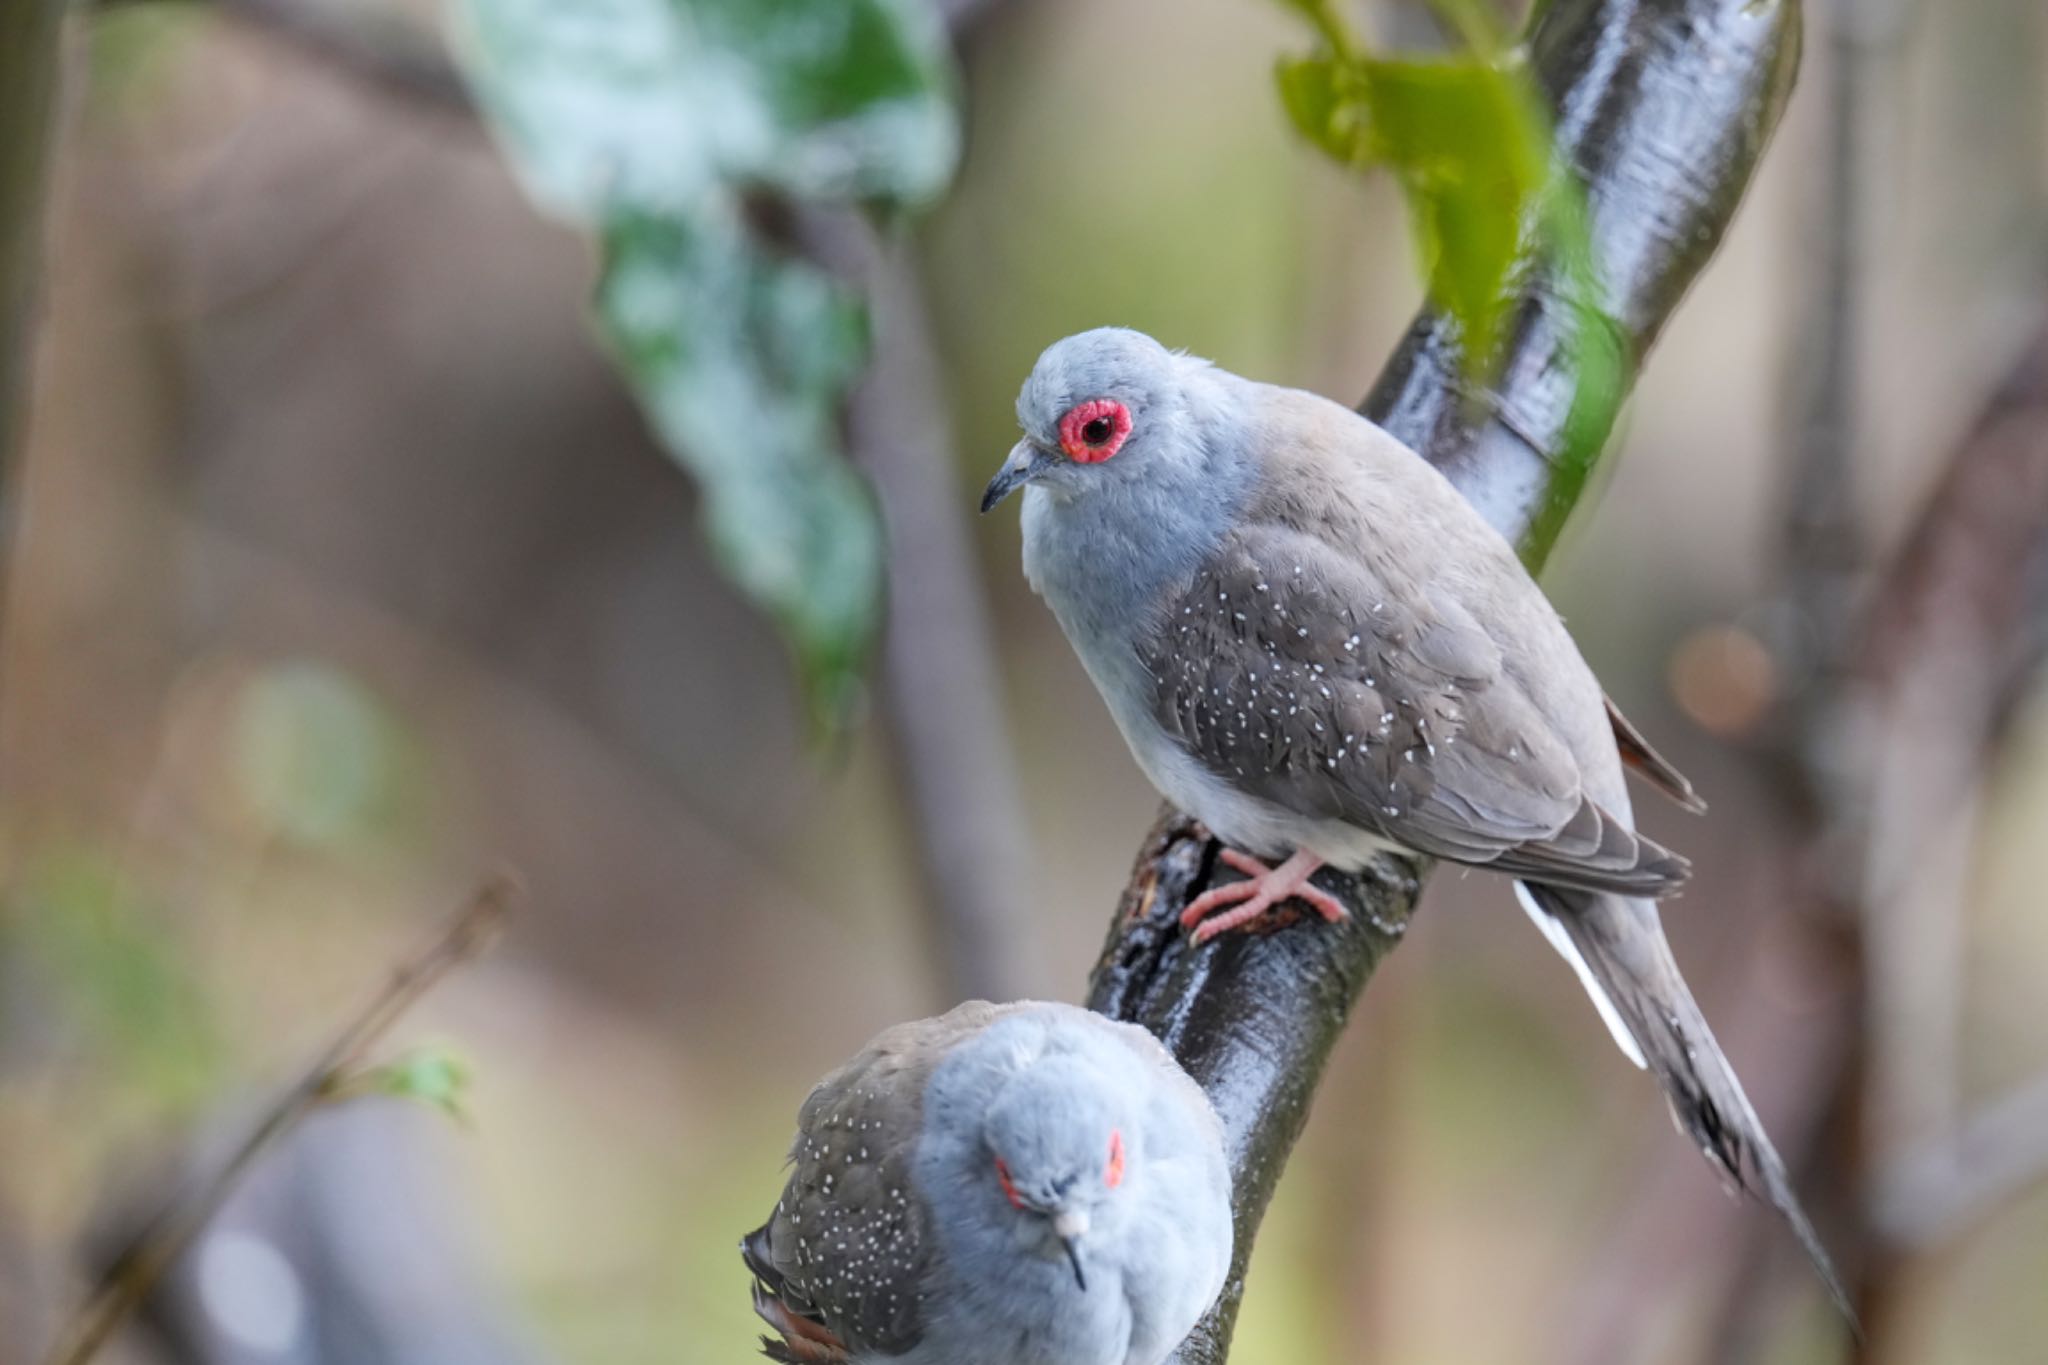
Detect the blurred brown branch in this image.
<box><xmin>1703</xmin><ymin>313</ymin><xmax>2048</xmax><ymax>1365</ymax></box>
<box><xmin>849</xmin><ymin>242</ymin><xmax>1038</xmax><ymax>1002</ymax></box>
<box><xmin>1824</xmin><ymin>313</ymin><xmax>2048</xmax><ymax>1342</ymax></box>
<box><xmin>41</xmin><ymin>877</ymin><xmax>513</xmax><ymax>1365</ymax></box>
<box><xmin>1087</xmin><ymin>2</ymin><xmax>1806</xmax><ymax>1360</ymax></box>
<box><xmin>1774</xmin><ymin>0</ymin><xmax>1871</xmax><ymax>719</ymax></box>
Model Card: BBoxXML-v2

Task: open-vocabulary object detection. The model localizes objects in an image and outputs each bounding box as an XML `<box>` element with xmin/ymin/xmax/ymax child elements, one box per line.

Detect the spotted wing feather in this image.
<box><xmin>743</xmin><ymin>1001</ymin><xmax>1021</xmax><ymax>1361</ymax></box>
<box><xmin>1142</xmin><ymin>524</ymin><xmax>1688</xmax><ymax>896</ymax></box>
<box><xmin>1606</xmin><ymin>694</ymin><xmax>1707</xmax><ymax>813</ymax></box>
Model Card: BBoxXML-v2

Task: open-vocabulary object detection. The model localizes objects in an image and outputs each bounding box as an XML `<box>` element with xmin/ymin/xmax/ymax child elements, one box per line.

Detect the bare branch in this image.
<box><xmin>1367</xmin><ymin>0</ymin><xmax>1803</xmax><ymax>550</ymax></box>
<box><xmin>849</xmin><ymin>241</ymin><xmax>1039</xmax><ymax>1002</ymax></box>
<box><xmin>1775</xmin><ymin>0</ymin><xmax>1872</xmax><ymax>725</ymax></box>
<box><xmin>41</xmin><ymin>877</ymin><xmax>514</xmax><ymax>1365</ymax></box>
<box><xmin>1851</xmin><ymin>326</ymin><xmax>2048</xmax><ymax>1257</ymax></box>
<box><xmin>1700</xmin><ymin>312</ymin><xmax>2048</xmax><ymax>1364</ymax></box>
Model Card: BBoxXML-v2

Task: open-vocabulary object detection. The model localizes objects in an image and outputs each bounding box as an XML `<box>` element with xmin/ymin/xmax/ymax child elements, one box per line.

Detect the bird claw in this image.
<box><xmin>1179</xmin><ymin>848</ymin><xmax>1348</xmax><ymax>943</ymax></box>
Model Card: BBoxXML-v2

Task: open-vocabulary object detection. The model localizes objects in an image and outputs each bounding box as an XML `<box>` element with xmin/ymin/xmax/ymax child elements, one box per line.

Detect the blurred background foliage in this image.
<box><xmin>0</xmin><ymin>0</ymin><xmax>2045</xmax><ymax>1363</ymax></box>
<box><xmin>455</xmin><ymin>0</ymin><xmax>963</xmax><ymax>734</ymax></box>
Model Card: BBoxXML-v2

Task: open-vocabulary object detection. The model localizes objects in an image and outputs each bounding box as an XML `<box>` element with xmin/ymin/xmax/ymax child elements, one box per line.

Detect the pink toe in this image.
<box><xmin>1293</xmin><ymin>884</ymin><xmax>1351</xmax><ymax>924</ymax></box>
<box><xmin>1179</xmin><ymin>881</ymin><xmax>1254</xmax><ymax>930</ymax></box>
<box><xmin>1216</xmin><ymin>848</ymin><xmax>1274</xmax><ymax>877</ymax></box>
<box><xmin>1190</xmin><ymin>898</ymin><xmax>1275</xmax><ymax>943</ymax></box>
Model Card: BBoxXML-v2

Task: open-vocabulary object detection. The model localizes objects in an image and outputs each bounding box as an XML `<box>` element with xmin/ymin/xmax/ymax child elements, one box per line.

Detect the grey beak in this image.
<box><xmin>1060</xmin><ymin>1235</ymin><xmax>1087</xmax><ymax>1292</ymax></box>
<box><xmin>980</xmin><ymin>440</ymin><xmax>1052</xmax><ymax>513</ymax></box>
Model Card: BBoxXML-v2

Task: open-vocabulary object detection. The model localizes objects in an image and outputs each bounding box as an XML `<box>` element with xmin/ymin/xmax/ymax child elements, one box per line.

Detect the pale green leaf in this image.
<box><xmin>1357</xmin><ymin>54</ymin><xmax>1550</xmax><ymax>374</ymax></box>
<box><xmin>453</xmin><ymin>0</ymin><xmax>960</xmax><ymax>733</ymax></box>
<box><xmin>1274</xmin><ymin>55</ymin><xmax>1372</xmax><ymax>166</ymax></box>
<box><xmin>352</xmin><ymin>1046</ymin><xmax>475</xmax><ymax>1123</ymax></box>
<box><xmin>1271</xmin><ymin>4</ymin><xmax>1620</xmax><ymax>437</ymax></box>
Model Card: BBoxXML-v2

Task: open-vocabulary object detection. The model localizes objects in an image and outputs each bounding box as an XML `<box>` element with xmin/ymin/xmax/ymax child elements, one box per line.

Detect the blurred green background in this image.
<box><xmin>3</xmin><ymin>1</ymin><xmax>2046</xmax><ymax>1363</ymax></box>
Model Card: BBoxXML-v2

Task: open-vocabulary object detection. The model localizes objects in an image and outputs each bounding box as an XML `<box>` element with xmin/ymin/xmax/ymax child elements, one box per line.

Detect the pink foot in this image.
<box><xmin>1179</xmin><ymin>848</ymin><xmax>1349</xmax><ymax>944</ymax></box>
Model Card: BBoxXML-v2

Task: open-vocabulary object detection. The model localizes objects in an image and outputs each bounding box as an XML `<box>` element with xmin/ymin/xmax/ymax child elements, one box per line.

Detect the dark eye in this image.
<box><xmin>1082</xmin><ymin>416</ymin><xmax>1113</xmax><ymax>445</ymax></box>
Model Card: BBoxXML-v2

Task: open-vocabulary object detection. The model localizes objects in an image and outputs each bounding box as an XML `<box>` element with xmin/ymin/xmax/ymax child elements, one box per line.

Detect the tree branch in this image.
<box><xmin>1086</xmin><ymin>3</ymin><xmax>1804</xmax><ymax>1360</ymax></box>
<box><xmin>1701</xmin><ymin>309</ymin><xmax>2048</xmax><ymax>1365</ymax></box>
<box><xmin>1366</xmin><ymin>0</ymin><xmax>1802</xmax><ymax>553</ymax></box>
<box><xmin>849</xmin><ymin>241</ymin><xmax>1039</xmax><ymax>1002</ymax></box>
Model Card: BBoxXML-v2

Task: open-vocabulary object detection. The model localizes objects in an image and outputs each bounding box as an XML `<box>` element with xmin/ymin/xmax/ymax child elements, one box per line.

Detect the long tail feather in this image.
<box><xmin>1522</xmin><ymin>882</ymin><xmax>1855</xmax><ymax>1326</ymax></box>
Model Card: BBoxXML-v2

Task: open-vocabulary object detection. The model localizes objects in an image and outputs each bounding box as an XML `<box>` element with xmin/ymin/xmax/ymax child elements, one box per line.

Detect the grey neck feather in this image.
<box><xmin>1021</xmin><ymin>361</ymin><xmax>1255</xmax><ymax>677</ymax></box>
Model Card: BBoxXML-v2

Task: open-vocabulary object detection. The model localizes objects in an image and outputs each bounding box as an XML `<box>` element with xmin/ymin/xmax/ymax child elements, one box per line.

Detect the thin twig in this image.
<box><xmin>40</xmin><ymin>876</ymin><xmax>515</xmax><ymax>1365</ymax></box>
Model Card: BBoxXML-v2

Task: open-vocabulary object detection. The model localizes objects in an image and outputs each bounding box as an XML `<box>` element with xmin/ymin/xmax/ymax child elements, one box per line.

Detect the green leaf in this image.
<box><xmin>1356</xmin><ymin>54</ymin><xmax>1550</xmax><ymax>375</ymax></box>
<box><xmin>1523</xmin><ymin>177</ymin><xmax>1629</xmax><ymax>565</ymax></box>
<box><xmin>1272</xmin><ymin>8</ymin><xmax>1626</xmax><ymax>553</ymax></box>
<box><xmin>1274</xmin><ymin>56</ymin><xmax>1372</xmax><ymax>167</ymax></box>
<box><xmin>349</xmin><ymin>1046</ymin><xmax>475</xmax><ymax>1124</ymax></box>
<box><xmin>453</xmin><ymin>0</ymin><xmax>961</xmax><ymax>734</ymax></box>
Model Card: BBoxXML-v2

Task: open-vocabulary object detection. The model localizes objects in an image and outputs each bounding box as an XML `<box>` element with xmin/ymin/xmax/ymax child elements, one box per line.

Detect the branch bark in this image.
<box><xmin>850</xmin><ymin>241</ymin><xmax>1039</xmax><ymax>1002</ymax></box>
<box><xmin>1087</xmin><ymin>2</ymin><xmax>1804</xmax><ymax>1359</ymax></box>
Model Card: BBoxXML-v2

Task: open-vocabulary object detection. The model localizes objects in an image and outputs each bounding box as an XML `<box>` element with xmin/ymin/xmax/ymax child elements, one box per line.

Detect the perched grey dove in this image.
<box><xmin>742</xmin><ymin>1001</ymin><xmax>1233</xmax><ymax>1365</ymax></box>
<box><xmin>980</xmin><ymin>327</ymin><xmax>1846</xmax><ymax>1315</ymax></box>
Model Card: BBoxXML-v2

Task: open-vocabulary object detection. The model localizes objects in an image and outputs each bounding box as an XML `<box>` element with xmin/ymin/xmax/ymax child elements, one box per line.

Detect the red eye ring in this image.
<box><xmin>1059</xmin><ymin>399</ymin><xmax>1132</xmax><ymax>464</ymax></box>
<box><xmin>1105</xmin><ymin>1130</ymin><xmax>1126</xmax><ymax>1190</ymax></box>
<box><xmin>994</xmin><ymin>1156</ymin><xmax>1026</xmax><ymax>1209</ymax></box>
